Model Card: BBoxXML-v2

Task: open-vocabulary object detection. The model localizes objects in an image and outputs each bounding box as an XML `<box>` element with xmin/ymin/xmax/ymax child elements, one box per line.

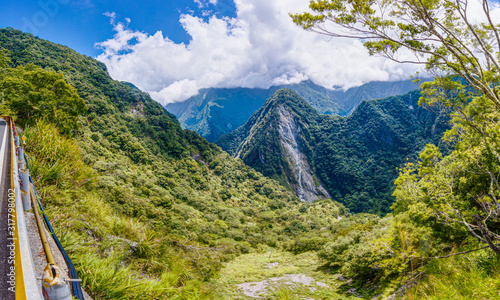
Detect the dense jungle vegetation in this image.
<box><xmin>0</xmin><ymin>28</ymin><xmax>358</xmax><ymax>299</ymax></box>
<box><xmin>218</xmin><ymin>88</ymin><xmax>450</xmax><ymax>213</ymax></box>
<box><xmin>2</xmin><ymin>23</ymin><xmax>500</xmax><ymax>299</ymax></box>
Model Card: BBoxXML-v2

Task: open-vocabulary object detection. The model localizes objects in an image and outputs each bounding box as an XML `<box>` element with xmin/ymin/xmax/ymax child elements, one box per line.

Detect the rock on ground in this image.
<box><xmin>236</xmin><ymin>274</ymin><xmax>329</xmax><ymax>298</ymax></box>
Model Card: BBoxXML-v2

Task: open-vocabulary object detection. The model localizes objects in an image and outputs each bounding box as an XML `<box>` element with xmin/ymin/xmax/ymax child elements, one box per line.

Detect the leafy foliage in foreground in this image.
<box><xmin>0</xmin><ymin>50</ymin><xmax>86</xmax><ymax>134</ymax></box>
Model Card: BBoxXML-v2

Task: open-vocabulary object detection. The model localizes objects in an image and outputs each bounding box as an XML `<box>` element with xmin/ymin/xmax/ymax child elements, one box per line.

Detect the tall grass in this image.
<box><xmin>24</xmin><ymin>119</ymin><xmax>93</xmax><ymax>189</ymax></box>
<box><xmin>72</xmin><ymin>252</ymin><xmax>193</xmax><ymax>300</ymax></box>
<box><xmin>275</xmin><ymin>286</ymin><xmax>293</xmax><ymax>300</ymax></box>
<box><xmin>407</xmin><ymin>248</ymin><xmax>500</xmax><ymax>300</ymax></box>
<box><xmin>23</xmin><ymin>120</ymin><xmax>212</xmax><ymax>299</ymax></box>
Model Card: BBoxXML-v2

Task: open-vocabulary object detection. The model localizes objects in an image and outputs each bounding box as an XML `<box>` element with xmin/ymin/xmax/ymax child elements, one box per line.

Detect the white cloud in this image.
<box><xmin>103</xmin><ymin>11</ymin><xmax>116</xmax><ymax>23</ymax></box>
<box><xmin>96</xmin><ymin>0</ymin><xmax>427</xmax><ymax>105</ymax></box>
<box><xmin>149</xmin><ymin>79</ymin><xmax>200</xmax><ymax>103</ymax></box>
<box><xmin>194</xmin><ymin>0</ymin><xmax>218</xmax><ymax>9</ymax></box>
<box><xmin>194</xmin><ymin>0</ymin><xmax>204</xmax><ymax>8</ymax></box>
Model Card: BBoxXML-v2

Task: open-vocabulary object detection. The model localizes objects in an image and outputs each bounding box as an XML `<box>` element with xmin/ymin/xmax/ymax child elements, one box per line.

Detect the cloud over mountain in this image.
<box><xmin>96</xmin><ymin>0</ymin><xmax>422</xmax><ymax>105</ymax></box>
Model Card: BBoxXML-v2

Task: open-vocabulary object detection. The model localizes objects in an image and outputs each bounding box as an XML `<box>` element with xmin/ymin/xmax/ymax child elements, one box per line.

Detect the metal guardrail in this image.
<box><xmin>6</xmin><ymin>118</ymin><xmax>84</xmax><ymax>300</ymax></box>
<box><xmin>29</xmin><ymin>170</ymin><xmax>84</xmax><ymax>299</ymax></box>
<box><xmin>9</xmin><ymin>118</ymin><xmax>43</xmax><ymax>299</ymax></box>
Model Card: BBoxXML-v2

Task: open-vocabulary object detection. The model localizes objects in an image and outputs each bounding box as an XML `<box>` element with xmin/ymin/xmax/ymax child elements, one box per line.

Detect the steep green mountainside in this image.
<box><xmin>0</xmin><ymin>29</ymin><xmax>349</xmax><ymax>298</ymax></box>
<box><xmin>218</xmin><ymin>89</ymin><xmax>330</xmax><ymax>202</ymax></box>
<box><xmin>314</xmin><ymin>90</ymin><xmax>450</xmax><ymax>213</ymax></box>
<box><xmin>166</xmin><ymin>79</ymin><xmax>422</xmax><ymax>142</ymax></box>
<box><xmin>218</xmin><ymin>88</ymin><xmax>450</xmax><ymax>213</ymax></box>
<box><xmin>0</xmin><ymin>28</ymin><xmax>194</xmax><ymax>160</ymax></box>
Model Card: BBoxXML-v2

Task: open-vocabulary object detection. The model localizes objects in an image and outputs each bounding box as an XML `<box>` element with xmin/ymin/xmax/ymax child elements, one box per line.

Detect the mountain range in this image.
<box><xmin>217</xmin><ymin>88</ymin><xmax>450</xmax><ymax>213</ymax></box>
<box><xmin>166</xmin><ymin>79</ymin><xmax>424</xmax><ymax>142</ymax></box>
<box><xmin>0</xmin><ymin>28</ymin><xmax>337</xmax><ymax>297</ymax></box>
<box><xmin>0</xmin><ymin>27</ymin><xmax>480</xmax><ymax>299</ymax></box>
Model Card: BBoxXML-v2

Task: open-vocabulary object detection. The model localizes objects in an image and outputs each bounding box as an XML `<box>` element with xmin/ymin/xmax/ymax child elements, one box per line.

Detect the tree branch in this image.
<box><xmin>473</xmin><ymin>214</ymin><xmax>500</xmax><ymax>255</ymax></box>
<box><xmin>427</xmin><ymin>244</ymin><xmax>493</xmax><ymax>259</ymax></box>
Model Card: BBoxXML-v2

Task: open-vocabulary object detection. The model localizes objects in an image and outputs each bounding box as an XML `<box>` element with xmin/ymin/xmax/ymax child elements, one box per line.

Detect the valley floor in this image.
<box><xmin>213</xmin><ymin>247</ymin><xmax>358</xmax><ymax>299</ymax></box>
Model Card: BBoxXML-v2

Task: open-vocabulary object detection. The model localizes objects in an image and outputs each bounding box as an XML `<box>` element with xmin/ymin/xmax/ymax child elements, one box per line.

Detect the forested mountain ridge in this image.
<box><xmin>0</xmin><ymin>28</ymin><xmax>350</xmax><ymax>298</ymax></box>
<box><xmin>314</xmin><ymin>90</ymin><xmax>451</xmax><ymax>213</ymax></box>
<box><xmin>218</xmin><ymin>88</ymin><xmax>450</xmax><ymax>213</ymax></box>
<box><xmin>218</xmin><ymin>89</ymin><xmax>330</xmax><ymax>202</ymax></box>
<box><xmin>1</xmin><ymin>25</ymin><xmax>491</xmax><ymax>299</ymax></box>
<box><xmin>330</xmin><ymin>79</ymin><xmax>424</xmax><ymax>115</ymax></box>
<box><xmin>0</xmin><ymin>28</ymin><xmax>196</xmax><ymax>160</ymax></box>
<box><xmin>166</xmin><ymin>79</ymin><xmax>422</xmax><ymax>142</ymax></box>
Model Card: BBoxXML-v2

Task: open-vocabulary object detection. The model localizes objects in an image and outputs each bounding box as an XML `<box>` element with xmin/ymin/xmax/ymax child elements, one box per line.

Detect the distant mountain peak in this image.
<box><xmin>166</xmin><ymin>79</ymin><xmax>425</xmax><ymax>142</ymax></box>
<box><xmin>266</xmin><ymin>88</ymin><xmax>305</xmax><ymax>104</ymax></box>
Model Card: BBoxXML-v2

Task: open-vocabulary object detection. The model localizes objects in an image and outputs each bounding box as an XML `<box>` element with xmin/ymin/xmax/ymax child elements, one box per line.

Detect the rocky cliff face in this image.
<box><xmin>277</xmin><ymin>105</ymin><xmax>330</xmax><ymax>202</ymax></box>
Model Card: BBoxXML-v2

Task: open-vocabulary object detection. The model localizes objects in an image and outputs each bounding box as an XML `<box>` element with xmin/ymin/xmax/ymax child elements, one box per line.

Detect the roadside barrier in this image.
<box><xmin>28</xmin><ymin>173</ymin><xmax>85</xmax><ymax>300</ymax></box>
<box><xmin>10</xmin><ymin>118</ymin><xmax>43</xmax><ymax>300</ymax></box>
<box><xmin>29</xmin><ymin>183</ymin><xmax>72</xmax><ymax>300</ymax></box>
<box><xmin>9</xmin><ymin>119</ymin><xmax>84</xmax><ymax>300</ymax></box>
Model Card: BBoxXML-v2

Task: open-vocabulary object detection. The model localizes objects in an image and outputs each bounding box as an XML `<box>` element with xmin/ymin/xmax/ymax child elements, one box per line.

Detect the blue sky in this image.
<box><xmin>0</xmin><ymin>0</ymin><xmax>425</xmax><ymax>104</ymax></box>
<box><xmin>0</xmin><ymin>0</ymin><xmax>236</xmax><ymax>57</ymax></box>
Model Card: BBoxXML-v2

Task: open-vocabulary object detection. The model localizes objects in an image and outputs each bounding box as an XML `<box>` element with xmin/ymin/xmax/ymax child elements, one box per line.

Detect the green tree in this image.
<box><xmin>0</xmin><ymin>50</ymin><xmax>10</xmax><ymax>69</ymax></box>
<box><xmin>291</xmin><ymin>0</ymin><xmax>500</xmax><ymax>109</ymax></box>
<box><xmin>293</xmin><ymin>0</ymin><xmax>500</xmax><ymax>256</ymax></box>
<box><xmin>0</xmin><ymin>62</ymin><xmax>87</xmax><ymax>134</ymax></box>
<box><xmin>394</xmin><ymin>94</ymin><xmax>500</xmax><ymax>256</ymax></box>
